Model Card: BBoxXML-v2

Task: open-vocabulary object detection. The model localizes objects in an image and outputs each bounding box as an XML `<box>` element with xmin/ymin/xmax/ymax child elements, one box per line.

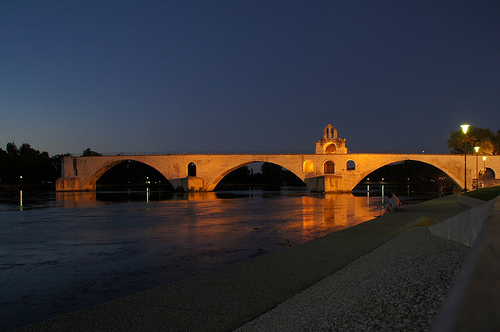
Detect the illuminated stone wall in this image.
<box><xmin>56</xmin><ymin>153</ymin><xmax>500</xmax><ymax>193</ymax></box>
<box><xmin>315</xmin><ymin>124</ymin><xmax>348</xmax><ymax>154</ymax></box>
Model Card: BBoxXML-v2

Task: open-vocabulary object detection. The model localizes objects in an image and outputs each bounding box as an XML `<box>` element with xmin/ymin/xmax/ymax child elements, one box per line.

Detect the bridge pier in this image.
<box><xmin>56</xmin><ymin>177</ymin><xmax>86</xmax><ymax>191</ymax></box>
<box><xmin>170</xmin><ymin>177</ymin><xmax>205</xmax><ymax>192</ymax></box>
<box><xmin>304</xmin><ymin>175</ymin><xmax>348</xmax><ymax>193</ymax></box>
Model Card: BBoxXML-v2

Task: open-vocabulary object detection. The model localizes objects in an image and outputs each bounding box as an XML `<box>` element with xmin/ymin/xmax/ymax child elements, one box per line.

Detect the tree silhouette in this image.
<box><xmin>82</xmin><ymin>148</ymin><xmax>102</xmax><ymax>156</ymax></box>
<box><xmin>0</xmin><ymin>142</ymin><xmax>55</xmax><ymax>185</ymax></box>
<box><xmin>447</xmin><ymin>126</ymin><xmax>498</xmax><ymax>154</ymax></box>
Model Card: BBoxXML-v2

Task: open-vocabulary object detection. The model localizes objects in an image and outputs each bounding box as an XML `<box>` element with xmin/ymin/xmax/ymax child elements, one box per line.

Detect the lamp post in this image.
<box><xmin>460</xmin><ymin>124</ymin><xmax>470</xmax><ymax>192</ymax></box>
<box><xmin>482</xmin><ymin>156</ymin><xmax>487</xmax><ymax>188</ymax></box>
<box><xmin>407</xmin><ymin>178</ymin><xmax>410</xmax><ymax>201</ymax></box>
<box><xmin>474</xmin><ymin>146</ymin><xmax>479</xmax><ymax>189</ymax></box>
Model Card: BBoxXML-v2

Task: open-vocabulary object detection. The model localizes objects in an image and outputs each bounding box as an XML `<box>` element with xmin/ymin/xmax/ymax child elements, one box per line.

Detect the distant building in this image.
<box><xmin>315</xmin><ymin>124</ymin><xmax>348</xmax><ymax>154</ymax></box>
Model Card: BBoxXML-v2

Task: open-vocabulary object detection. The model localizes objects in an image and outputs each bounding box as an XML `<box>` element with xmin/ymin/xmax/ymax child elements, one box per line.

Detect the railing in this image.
<box><xmin>72</xmin><ymin>149</ymin><xmax>456</xmax><ymax>157</ymax></box>
<box><xmin>73</xmin><ymin>150</ymin><xmax>316</xmax><ymax>157</ymax></box>
<box><xmin>474</xmin><ymin>178</ymin><xmax>500</xmax><ymax>189</ymax></box>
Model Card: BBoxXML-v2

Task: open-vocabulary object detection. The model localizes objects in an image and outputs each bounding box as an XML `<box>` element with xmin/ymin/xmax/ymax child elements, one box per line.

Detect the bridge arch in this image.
<box><xmin>346</xmin><ymin>157</ymin><xmax>462</xmax><ymax>192</ymax></box>
<box><xmin>85</xmin><ymin>158</ymin><xmax>174</xmax><ymax>190</ymax></box>
<box><xmin>85</xmin><ymin>160</ymin><xmax>122</xmax><ymax>189</ymax></box>
<box><xmin>207</xmin><ymin>160</ymin><xmax>306</xmax><ymax>191</ymax></box>
<box><xmin>481</xmin><ymin>167</ymin><xmax>495</xmax><ymax>179</ymax></box>
<box><xmin>479</xmin><ymin>167</ymin><xmax>496</xmax><ymax>187</ymax></box>
<box><xmin>210</xmin><ymin>162</ymin><xmax>255</xmax><ymax>188</ymax></box>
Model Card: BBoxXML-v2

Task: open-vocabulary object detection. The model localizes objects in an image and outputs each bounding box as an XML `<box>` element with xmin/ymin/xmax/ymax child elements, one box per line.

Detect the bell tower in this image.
<box><xmin>315</xmin><ymin>124</ymin><xmax>348</xmax><ymax>154</ymax></box>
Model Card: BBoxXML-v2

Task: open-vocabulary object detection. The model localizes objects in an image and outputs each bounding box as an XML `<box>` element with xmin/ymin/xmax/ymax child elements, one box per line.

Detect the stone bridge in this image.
<box><xmin>56</xmin><ymin>125</ymin><xmax>499</xmax><ymax>193</ymax></box>
<box><xmin>56</xmin><ymin>152</ymin><xmax>499</xmax><ymax>193</ymax></box>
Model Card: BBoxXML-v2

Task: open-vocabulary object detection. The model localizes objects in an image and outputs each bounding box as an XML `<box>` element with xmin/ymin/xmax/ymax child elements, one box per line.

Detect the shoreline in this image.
<box><xmin>15</xmin><ymin>195</ymin><xmax>472</xmax><ymax>331</ymax></box>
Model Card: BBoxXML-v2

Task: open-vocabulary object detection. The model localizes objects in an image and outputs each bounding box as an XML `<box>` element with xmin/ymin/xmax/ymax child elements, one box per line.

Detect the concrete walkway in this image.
<box><xmin>16</xmin><ymin>195</ymin><xmax>472</xmax><ymax>331</ymax></box>
<box><xmin>236</xmin><ymin>225</ymin><xmax>468</xmax><ymax>331</ymax></box>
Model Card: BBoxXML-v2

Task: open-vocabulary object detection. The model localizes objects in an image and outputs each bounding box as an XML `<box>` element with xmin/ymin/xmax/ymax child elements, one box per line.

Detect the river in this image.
<box><xmin>0</xmin><ymin>187</ymin><xmax>386</xmax><ymax>330</ymax></box>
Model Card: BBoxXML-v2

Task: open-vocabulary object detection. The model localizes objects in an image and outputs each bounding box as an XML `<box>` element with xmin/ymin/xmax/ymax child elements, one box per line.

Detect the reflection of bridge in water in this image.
<box><xmin>54</xmin><ymin>190</ymin><xmax>384</xmax><ymax>233</ymax></box>
<box><xmin>56</xmin><ymin>125</ymin><xmax>499</xmax><ymax>193</ymax></box>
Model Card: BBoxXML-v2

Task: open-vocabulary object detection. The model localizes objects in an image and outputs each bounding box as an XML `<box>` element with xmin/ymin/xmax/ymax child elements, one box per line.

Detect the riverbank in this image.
<box><xmin>236</xmin><ymin>222</ymin><xmax>468</xmax><ymax>331</ymax></box>
<box><xmin>15</xmin><ymin>194</ymin><xmax>474</xmax><ymax>331</ymax></box>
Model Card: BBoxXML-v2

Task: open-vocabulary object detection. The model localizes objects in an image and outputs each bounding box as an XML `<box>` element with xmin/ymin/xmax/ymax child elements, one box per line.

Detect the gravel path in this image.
<box><xmin>235</xmin><ymin>227</ymin><xmax>469</xmax><ymax>331</ymax></box>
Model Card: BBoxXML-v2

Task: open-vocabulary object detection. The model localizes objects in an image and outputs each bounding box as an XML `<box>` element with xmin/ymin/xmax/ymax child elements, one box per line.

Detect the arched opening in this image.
<box><xmin>303</xmin><ymin>160</ymin><xmax>314</xmax><ymax>173</ymax></box>
<box><xmin>96</xmin><ymin>160</ymin><xmax>174</xmax><ymax>192</ymax></box>
<box><xmin>352</xmin><ymin>160</ymin><xmax>457</xmax><ymax>198</ymax></box>
<box><xmin>325</xmin><ymin>144</ymin><xmax>337</xmax><ymax>154</ymax></box>
<box><xmin>346</xmin><ymin>160</ymin><xmax>356</xmax><ymax>171</ymax></box>
<box><xmin>479</xmin><ymin>167</ymin><xmax>496</xmax><ymax>187</ymax></box>
<box><xmin>324</xmin><ymin>161</ymin><xmax>335</xmax><ymax>174</ymax></box>
<box><xmin>188</xmin><ymin>162</ymin><xmax>197</xmax><ymax>177</ymax></box>
<box><xmin>479</xmin><ymin>167</ymin><xmax>495</xmax><ymax>179</ymax></box>
<box><xmin>214</xmin><ymin>162</ymin><xmax>306</xmax><ymax>191</ymax></box>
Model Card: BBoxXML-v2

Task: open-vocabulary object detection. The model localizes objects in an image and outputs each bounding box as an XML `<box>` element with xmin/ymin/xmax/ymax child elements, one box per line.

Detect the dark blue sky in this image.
<box><xmin>1</xmin><ymin>0</ymin><xmax>499</xmax><ymax>156</ymax></box>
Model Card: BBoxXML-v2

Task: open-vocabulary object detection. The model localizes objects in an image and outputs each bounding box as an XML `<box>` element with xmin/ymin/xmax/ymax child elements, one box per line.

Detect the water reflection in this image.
<box><xmin>56</xmin><ymin>190</ymin><xmax>241</xmax><ymax>207</ymax></box>
<box><xmin>0</xmin><ymin>188</ymin><xmax>386</xmax><ymax>330</ymax></box>
<box><xmin>56</xmin><ymin>191</ymin><xmax>98</xmax><ymax>208</ymax></box>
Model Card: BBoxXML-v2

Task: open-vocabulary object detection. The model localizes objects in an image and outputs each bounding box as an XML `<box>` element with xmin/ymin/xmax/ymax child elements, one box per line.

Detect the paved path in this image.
<box><xmin>17</xmin><ymin>196</ymin><xmax>470</xmax><ymax>331</ymax></box>
<box><xmin>236</xmin><ymin>225</ymin><xmax>469</xmax><ymax>331</ymax></box>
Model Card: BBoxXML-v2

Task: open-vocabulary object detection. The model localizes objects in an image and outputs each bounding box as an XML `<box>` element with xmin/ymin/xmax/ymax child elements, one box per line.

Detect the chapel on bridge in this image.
<box><xmin>315</xmin><ymin>124</ymin><xmax>348</xmax><ymax>154</ymax></box>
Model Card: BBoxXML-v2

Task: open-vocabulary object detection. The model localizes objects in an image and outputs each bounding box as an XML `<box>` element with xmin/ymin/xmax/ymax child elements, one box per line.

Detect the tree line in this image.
<box><xmin>0</xmin><ymin>143</ymin><xmax>62</xmax><ymax>186</ymax></box>
<box><xmin>0</xmin><ymin>144</ymin><xmax>105</xmax><ymax>186</ymax></box>
<box><xmin>447</xmin><ymin>126</ymin><xmax>500</xmax><ymax>155</ymax></box>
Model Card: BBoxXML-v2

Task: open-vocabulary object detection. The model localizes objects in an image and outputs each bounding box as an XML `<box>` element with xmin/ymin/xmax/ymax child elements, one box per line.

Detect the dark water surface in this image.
<box><xmin>0</xmin><ymin>188</ymin><xmax>386</xmax><ymax>330</ymax></box>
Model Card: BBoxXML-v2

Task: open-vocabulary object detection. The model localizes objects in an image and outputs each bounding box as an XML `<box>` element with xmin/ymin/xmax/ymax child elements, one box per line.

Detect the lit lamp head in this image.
<box><xmin>474</xmin><ymin>146</ymin><xmax>480</xmax><ymax>153</ymax></box>
<box><xmin>483</xmin><ymin>156</ymin><xmax>487</xmax><ymax>161</ymax></box>
<box><xmin>460</xmin><ymin>124</ymin><xmax>470</xmax><ymax>134</ymax></box>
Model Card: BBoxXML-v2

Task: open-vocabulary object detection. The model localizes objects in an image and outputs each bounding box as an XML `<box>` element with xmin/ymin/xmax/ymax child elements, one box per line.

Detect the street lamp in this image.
<box><xmin>482</xmin><ymin>156</ymin><xmax>487</xmax><ymax>187</ymax></box>
<box><xmin>474</xmin><ymin>146</ymin><xmax>479</xmax><ymax>189</ymax></box>
<box><xmin>460</xmin><ymin>124</ymin><xmax>470</xmax><ymax>192</ymax></box>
